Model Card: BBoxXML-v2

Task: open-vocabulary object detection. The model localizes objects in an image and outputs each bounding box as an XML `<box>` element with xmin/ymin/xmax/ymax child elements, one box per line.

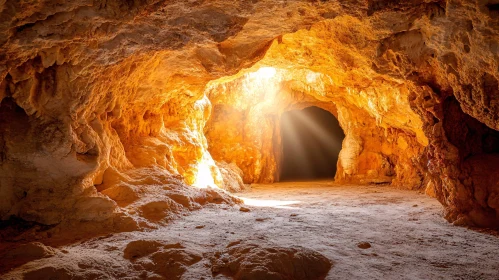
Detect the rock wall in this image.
<box><xmin>205</xmin><ymin>0</ymin><xmax>499</xmax><ymax>227</ymax></box>
<box><xmin>0</xmin><ymin>0</ymin><xmax>498</xmax><ymax>231</ymax></box>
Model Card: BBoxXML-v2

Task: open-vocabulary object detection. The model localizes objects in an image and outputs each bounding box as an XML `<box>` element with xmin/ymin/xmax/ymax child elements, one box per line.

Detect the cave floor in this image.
<box><xmin>4</xmin><ymin>182</ymin><xmax>499</xmax><ymax>279</ymax></box>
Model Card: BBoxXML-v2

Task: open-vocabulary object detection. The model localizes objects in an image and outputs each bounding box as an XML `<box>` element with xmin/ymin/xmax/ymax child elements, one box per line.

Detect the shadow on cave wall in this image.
<box><xmin>437</xmin><ymin>95</ymin><xmax>499</xmax><ymax>226</ymax></box>
<box><xmin>443</xmin><ymin>96</ymin><xmax>499</xmax><ymax>159</ymax></box>
<box><xmin>279</xmin><ymin>106</ymin><xmax>345</xmax><ymax>182</ymax></box>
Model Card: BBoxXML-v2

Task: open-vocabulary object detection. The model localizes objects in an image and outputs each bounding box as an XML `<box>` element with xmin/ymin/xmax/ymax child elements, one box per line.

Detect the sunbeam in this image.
<box><xmin>280</xmin><ymin>107</ymin><xmax>345</xmax><ymax>181</ymax></box>
<box><xmin>280</xmin><ymin>111</ymin><xmax>314</xmax><ymax>178</ymax></box>
<box><xmin>291</xmin><ymin>109</ymin><xmax>343</xmax><ymax>152</ymax></box>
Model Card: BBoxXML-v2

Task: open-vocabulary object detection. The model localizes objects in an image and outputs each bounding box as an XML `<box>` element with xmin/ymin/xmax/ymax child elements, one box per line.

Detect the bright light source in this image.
<box><xmin>306</xmin><ymin>71</ymin><xmax>319</xmax><ymax>83</ymax></box>
<box><xmin>193</xmin><ymin>152</ymin><xmax>219</xmax><ymax>189</ymax></box>
<box><xmin>249</xmin><ymin>67</ymin><xmax>277</xmax><ymax>79</ymax></box>
<box><xmin>238</xmin><ymin>197</ymin><xmax>301</xmax><ymax>209</ymax></box>
<box><xmin>240</xmin><ymin>67</ymin><xmax>280</xmax><ymax>104</ymax></box>
<box><xmin>194</xmin><ymin>94</ymin><xmax>210</xmax><ymax>110</ymax></box>
<box><xmin>193</xmin><ymin>163</ymin><xmax>213</xmax><ymax>189</ymax></box>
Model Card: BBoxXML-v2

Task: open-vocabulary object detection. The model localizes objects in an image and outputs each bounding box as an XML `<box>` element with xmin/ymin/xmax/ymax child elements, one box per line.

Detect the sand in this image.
<box><xmin>2</xmin><ymin>182</ymin><xmax>499</xmax><ymax>279</ymax></box>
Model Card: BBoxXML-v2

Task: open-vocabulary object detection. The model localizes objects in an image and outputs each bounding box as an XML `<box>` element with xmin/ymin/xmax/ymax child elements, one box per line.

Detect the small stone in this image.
<box><xmin>412</xmin><ymin>204</ymin><xmax>418</xmax><ymax>207</ymax></box>
<box><xmin>239</xmin><ymin>206</ymin><xmax>251</xmax><ymax>212</ymax></box>
<box><xmin>357</xmin><ymin>242</ymin><xmax>371</xmax><ymax>249</ymax></box>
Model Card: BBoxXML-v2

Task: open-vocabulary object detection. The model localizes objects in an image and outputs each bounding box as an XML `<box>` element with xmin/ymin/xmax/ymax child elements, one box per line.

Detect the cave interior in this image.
<box><xmin>1</xmin><ymin>0</ymin><xmax>499</xmax><ymax>279</ymax></box>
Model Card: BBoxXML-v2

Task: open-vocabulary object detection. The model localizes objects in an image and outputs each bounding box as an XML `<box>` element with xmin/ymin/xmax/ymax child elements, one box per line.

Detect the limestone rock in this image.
<box><xmin>0</xmin><ymin>242</ymin><xmax>57</xmax><ymax>273</ymax></box>
<box><xmin>0</xmin><ymin>0</ymin><xmax>498</xmax><ymax>234</ymax></box>
<box><xmin>211</xmin><ymin>240</ymin><xmax>332</xmax><ymax>280</ymax></box>
<box><xmin>124</xmin><ymin>240</ymin><xmax>202</xmax><ymax>280</ymax></box>
<box><xmin>216</xmin><ymin>160</ymin><xmax>248</xmax><ymax>192</ymax></box>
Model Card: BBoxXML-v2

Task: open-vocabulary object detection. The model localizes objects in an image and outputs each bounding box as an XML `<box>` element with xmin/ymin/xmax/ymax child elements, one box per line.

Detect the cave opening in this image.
<box><xmin>279</xmin><ymin>106</ymin><xmax>345</xmax><ymax>182</ymax></box>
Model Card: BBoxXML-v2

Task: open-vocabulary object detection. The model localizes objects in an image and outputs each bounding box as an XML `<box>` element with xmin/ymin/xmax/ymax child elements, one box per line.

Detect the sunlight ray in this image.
<box><xmin>291</xmin><ymin>109</ymin><xmax>343</xmax><ymax>152</ymax></box>
<box><xmin>280</xmin><ymin>113</ymin><xmax>314</xmax><ymax>177</ymax></box>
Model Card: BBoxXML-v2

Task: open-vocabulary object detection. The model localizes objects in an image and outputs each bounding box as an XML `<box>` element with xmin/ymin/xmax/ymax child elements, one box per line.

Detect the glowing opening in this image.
<box><xmin>240</xmin><ymin>66</ymin><xmax>280</xmax><ymax>104</ymax></box>
<box><xmin>249</xmin><ymin>66</ymin><xmax>277</xmax><ymax>79</ymax></box>
<box><xmin>193</xmin><ymin>152</ymin><xmax>220</xmax><ymax>189</ymax></box>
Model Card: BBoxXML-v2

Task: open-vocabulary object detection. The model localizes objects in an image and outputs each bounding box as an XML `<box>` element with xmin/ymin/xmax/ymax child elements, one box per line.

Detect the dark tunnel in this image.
<box><xmin>279</xmin><ymin>106</ymin><xmax>345</xmax><ymax>181</ymax></box>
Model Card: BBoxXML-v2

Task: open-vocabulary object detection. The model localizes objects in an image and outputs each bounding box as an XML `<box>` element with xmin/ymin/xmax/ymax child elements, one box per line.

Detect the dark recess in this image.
<box><xmin>486</xmin><ymin>3</ymin><xmax>499</xmax><ymax>11</ymax></box>
<box><xmin>280</xmin><ymin>106</ymin><xmax>345</xmax><ymax>181</ymax></box>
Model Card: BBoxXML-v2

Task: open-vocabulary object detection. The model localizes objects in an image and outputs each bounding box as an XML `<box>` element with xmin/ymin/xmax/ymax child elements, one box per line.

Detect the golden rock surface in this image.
<box><xmin>0</xmin><ymin>0</ymin><xmax>498</xmax><ymax>233</ymax></box>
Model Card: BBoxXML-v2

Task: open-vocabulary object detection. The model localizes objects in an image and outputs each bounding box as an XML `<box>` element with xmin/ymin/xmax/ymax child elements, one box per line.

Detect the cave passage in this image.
<box><xmin>279</xmin><ymin>106</ymin><xmax>345</xmax><ymax>181</ymax></box>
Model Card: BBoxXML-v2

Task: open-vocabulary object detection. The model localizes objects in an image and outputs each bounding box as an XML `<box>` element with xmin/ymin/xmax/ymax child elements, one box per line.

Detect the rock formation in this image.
<box><xmin>124</xmin><ymin>240</ymin><xmax>203</xmax><ymax>280</ymax></box>
<box><xmin>0</xmin><ymin>0</ymin><xmax>498</xmax><ymax>243</ymax></box>
<box><xmin>210</xmin><ymin>240</ymin><xmax>332</xmax><ymax>280</ymax></box>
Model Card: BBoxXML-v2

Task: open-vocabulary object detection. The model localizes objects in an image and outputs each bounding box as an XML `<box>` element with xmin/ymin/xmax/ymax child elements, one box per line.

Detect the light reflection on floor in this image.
<box><xmin>237</xmin><ymin>197</ymin><xmax>301</xmax><ymax>209</ymax></box>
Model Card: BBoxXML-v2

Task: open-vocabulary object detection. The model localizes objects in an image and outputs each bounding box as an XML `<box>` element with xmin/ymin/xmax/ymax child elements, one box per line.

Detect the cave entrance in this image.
<box><xmin>279</xmin><ymin>106</ymin><xmax>345</xmax><ymax>181</ymax></box>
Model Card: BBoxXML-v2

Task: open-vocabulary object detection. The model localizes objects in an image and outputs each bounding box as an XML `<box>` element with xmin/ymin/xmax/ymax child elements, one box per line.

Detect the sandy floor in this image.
<box><xmin>3</xmin><ymin>182</ymin><xmax>499</xmax><ymax>279</ymax></box>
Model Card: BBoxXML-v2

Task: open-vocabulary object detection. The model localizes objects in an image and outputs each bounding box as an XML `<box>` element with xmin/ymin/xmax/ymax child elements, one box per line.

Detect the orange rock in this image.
<box><xmin>0</xmin><ymin>0</ymin><xmax>498</xmax><ymax>231</ymax></box>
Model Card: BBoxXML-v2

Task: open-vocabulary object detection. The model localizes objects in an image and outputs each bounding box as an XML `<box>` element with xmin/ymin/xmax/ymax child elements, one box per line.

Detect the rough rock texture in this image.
<box><xmin>124</xmin><ymin>240</ymin><xmax>202</xmax><ymax>280</ymax></box>
<box><xmin>0</xmin><ymin>0</ymin><xmax>498</xmax><ymax>234</ymax></box>
<box><xmin>2</xmin><ymin>246</ymin><xmax>133</xmax><ymax>280</ymax></box>
<box><xmin>3</xmin><ymin>183</ymin><xmax>499</xmax><ymax>279</ymax></box>
<box><xmin>203</xmin><ymin>0</ymin><xmax>499</xmax><ymax>227</ymax></box>
<box><xmin>0</xmin><ymin>242</ymin><xmax>57</xmax><ymax>274</ymax></box>
<box><xmin>216</xmin><ymin>160</ymin><xmax>248</xmax><ymax>192</ymax></box>
<box><xmin>211</xmin><ymin>240</ymin><xmax>332</xmax><ymax>280</ymax></box>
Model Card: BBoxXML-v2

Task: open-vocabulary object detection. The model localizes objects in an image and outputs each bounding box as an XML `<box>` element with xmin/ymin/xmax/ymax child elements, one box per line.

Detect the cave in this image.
<box><xmin>1</xmin><ymin>1</ymin><xmax>499</xmax><ymax>279</ymax></box>
<box><xmin>279</xmin><ymin>106</ymin><xmax>345</xmax><ymax>181</ymax></box>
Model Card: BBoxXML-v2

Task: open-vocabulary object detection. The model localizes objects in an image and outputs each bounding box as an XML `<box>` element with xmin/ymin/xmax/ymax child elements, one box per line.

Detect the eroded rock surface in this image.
<box><xmin>124</xmin><ymin>240</ymin><xmax>202</xmax><ymax>280</ymax></box>
<box><xmin>216</xmin><ymin>160</ymin><xmax>248</xmax><ymax>192</ymax></box>
<box><xmin>0</xmin><ymin>0</ymin><xmax>498</xmax><ymax>241</ymax></box>
<box><xmin>203</xmin><ymin>0</ymin><xmax>499</xmax><ymax>227</ymax></box>
<box><xmin>0</xmin><ymin>242</ymin><xmax>57</xmax><ymax>274</ymax></box>
<box><xmin>211</xmin><ymin>240</ymin><xmax>332</xmax><ymax>280</ymax></box>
